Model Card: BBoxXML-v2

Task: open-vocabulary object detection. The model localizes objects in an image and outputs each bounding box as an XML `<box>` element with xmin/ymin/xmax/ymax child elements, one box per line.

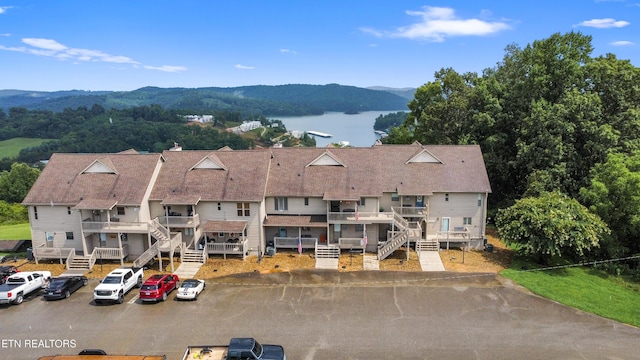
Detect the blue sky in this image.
<box><xmin>0</xmin><ymin>1</ymin><xmax>638</xmax><ymax>91</ymax></box>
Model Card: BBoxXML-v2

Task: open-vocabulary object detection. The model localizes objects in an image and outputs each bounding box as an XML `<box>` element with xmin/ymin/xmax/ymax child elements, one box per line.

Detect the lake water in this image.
<box><xmin>271</xmin><ymin>110</ymin><xmax>405</xmax><ymax>147</ymax></box>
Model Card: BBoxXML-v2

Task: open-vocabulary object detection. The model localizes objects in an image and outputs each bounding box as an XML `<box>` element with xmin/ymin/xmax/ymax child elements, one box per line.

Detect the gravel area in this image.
<box><xmin>13</xmin><ymin>229</ymin><xmax>510</xmax><ymax>279</ymax></box>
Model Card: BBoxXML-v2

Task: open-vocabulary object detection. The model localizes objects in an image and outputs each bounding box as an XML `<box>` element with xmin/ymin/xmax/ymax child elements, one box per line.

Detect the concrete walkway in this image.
<box><xmin>418</xmin><ymin>251</ymin><xmax>446</xmax><ymax>271</ymax></box>
<box><xmin>173</xmin><ymin>262</ymin><xmax>203</xmax><ymax>279</ymax></box>
<box><xmin>363</xmin><ymin>255</ymin><xmax>380</xmax><ymax>270</ymax></box>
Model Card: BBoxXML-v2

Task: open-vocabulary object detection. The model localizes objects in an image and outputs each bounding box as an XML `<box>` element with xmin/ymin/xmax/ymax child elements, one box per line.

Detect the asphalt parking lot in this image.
<box><xmin>0</xmin><ymin>270</ymin><xmax>638</xmax><ymax>360</ymax></box>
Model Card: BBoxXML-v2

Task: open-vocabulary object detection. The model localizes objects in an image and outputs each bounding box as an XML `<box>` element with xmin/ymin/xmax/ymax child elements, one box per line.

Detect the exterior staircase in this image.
<box><xmin>416</xmin><ymin>240</ymin><xmax>439</xmax><ymax>252</ymax></box>
<box><xmin>377</xmin><ymin>211</ymin><xmax>411</xmax><ymax>261</ymax></box>
<box><xmin>182</xmin><ymin>248</ymin><xmax>206</xmax><ymax>264</ymax></box>
<box><xmin>133</xmin><ymin>242</ymin><xmax>159</xmax><ymax>268</ymax></box>
<box><xmin>67</xmin><ymin>255</ymin><xmax>92</xmax><ymax>270</ymax></box>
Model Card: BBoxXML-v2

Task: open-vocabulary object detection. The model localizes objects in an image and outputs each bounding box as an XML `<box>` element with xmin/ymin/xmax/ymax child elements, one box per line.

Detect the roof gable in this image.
<box><xmin>406</xmin><ymin>149</ymin><xmax>442</xmax><ymax>164</ymax></box>
<box><xmin>81</xmin><ymin>158</ymin><xmax>119</xmax><ymax>174</ymax></box>
<box><xmin>306</xmin><ymin>151</ymin><xmax>346</xmax><ymax>167</ymax></box>
<box><xmin>190</xmin><ymin>153</ymin><xmax>227</xmax><ymax>171</ymax></box>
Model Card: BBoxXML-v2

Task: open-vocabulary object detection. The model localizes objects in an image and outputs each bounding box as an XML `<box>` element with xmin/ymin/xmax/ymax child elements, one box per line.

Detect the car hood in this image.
<box><xmin>95</xmin><ymin>283</ymin><xmax>121</xmax><ymax>291</ymax></box>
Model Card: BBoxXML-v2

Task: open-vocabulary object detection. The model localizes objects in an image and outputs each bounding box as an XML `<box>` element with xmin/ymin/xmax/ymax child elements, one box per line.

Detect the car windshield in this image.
<box><xmin>181</xmin><ymin>281</ymin><xmax>198</xmax><ymax>288</ymax></box>
<box><xmin>141</xmin><ymin>284</ymin><xmax>158</xmax><ymax>290</ymax></box>
<box><xmin>102</xmin><ymin>276</ymin><xmax>121</xmax><ymax>284</ymax></box>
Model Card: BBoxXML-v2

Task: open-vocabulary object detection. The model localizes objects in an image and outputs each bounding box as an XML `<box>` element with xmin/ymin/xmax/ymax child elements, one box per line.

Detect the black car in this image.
<box><xmin>43</xmin><ymin>276</ymin><xmax>88</xmax><ymax>300</ymax></box>
<box><xmin>0</xmin><ymin>265</ymin><xmax>19</xmax><ymax>285</ymax></box>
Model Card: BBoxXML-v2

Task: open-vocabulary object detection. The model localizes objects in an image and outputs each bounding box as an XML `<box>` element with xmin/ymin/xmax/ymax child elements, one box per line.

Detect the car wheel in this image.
<box><xmin>117</xmin><ymin>292</ymin><xmax>124</xmax><ymax>304</ymax></box>
<box><xmin>161</xmin><ymin>291</ymin><xmax>167</xmax><ymax>301</ymax></box>
<box><xmin>136</xmin><ymin>277</ymin><xmax>142</xmax><ymax>288</ymax></box>
<box><xmin>83</xmin><ymin>279</ymin><xmax>88</xmax><ymax>286</ymax></box>
<box><xmin>14</xmin><ymin>294</ymin><xmax>24</xmax><ymax>305</ymax></box>
<box><xmin>65</xmin><ymin>290</ymin><xmax>70</xmax><ymax>299</ymax></box>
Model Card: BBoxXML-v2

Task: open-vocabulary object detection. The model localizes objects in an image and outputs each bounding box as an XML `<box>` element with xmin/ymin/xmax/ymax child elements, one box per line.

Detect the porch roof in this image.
<box><xmin>73</xmin><ymin>199</ymin><xmax>118</xmax><ymax>210</ymax></box>
<box><xmin>160</xmin><ymin>194</ymin><xmax>202</xmax><ymax>205</ymax></box>
<box><xmin>202</xmin><ymin>220</ymin><xmax>247</xmax><ymax>233</ymax></box>
<box><xmin>263</xmin><ymin>215</ymin><xmax>328</xmax><ymax>227</ymax></box>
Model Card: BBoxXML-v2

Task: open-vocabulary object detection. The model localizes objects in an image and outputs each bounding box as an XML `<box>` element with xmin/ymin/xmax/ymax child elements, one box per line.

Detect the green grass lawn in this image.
<box><xmin>0</xmin><ymin>223</ymin><xmax>31</xmax><ymax>240</ymax></box>
<box><xmin>0</xmin><ymin>137</ymin><xmax>55</xmax><ymax>159</ymax></box>
<box><xmin>501</xmin><ymin>257</ymin><xmax>640</xmax><ymax>327</ymax></box>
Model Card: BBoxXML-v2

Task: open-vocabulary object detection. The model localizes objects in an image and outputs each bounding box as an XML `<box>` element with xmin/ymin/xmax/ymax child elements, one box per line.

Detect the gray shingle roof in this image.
<box><xmin>150</xmin><ymin>149</ymin><xmax>271</xmax><ymax>202</ymax></box>
<box><xmin>266</xmin><ymin>143</ymin><xmax>491</xmax><ymax>197</ymax></box>
<box><xmin>22</xmin><ymin>152</ymin><xmax>163</xmax><ymax>206</ymax></box>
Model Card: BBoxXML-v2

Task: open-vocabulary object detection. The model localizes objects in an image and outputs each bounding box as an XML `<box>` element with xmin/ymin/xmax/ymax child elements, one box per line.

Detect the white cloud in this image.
<box><xmin>576</xmin><ymin>18</ymin><xmax>630</xmax><ymax>28</ymax></box>
<box><xmin>280</xmin><ymin>48</ymin><xmax>298</xmax><ymax>54</ymax></box>
<box><xmin>610</xmin><ymin>40</ymin><xmax>634</xmax><ymax>46</ymax></box>
<box><xmin>143</xmin><ymin>65</ymin><xmax>187</xmax><ymax>73</ymax></box>
<box><xmin>361</xmin><ymin>6</ymin><xmax>510</xmax><ymax>42</ymax></box>
<box><xmin>0</xmin><ymin>33</ymin><xmax>10</xmax><ymax>37</ymax></box>
<box><xmin>22</xmin><ymin>38</ymin><xmax>68</xmax><ymax>51</ymax></box>
<box><xmin>0</xmin><ymin>37</ymin><xmax>186</xmax><ymax>72</ymax></box>
<box><xmin>235</xmin><ymin>64</ymin><xmax>255</xmax><ymax>70</ymax></box>
<box><xmin>0</xmin><ymin>6</ymin><xmax>13</xmax><ymax>14</ymax></box>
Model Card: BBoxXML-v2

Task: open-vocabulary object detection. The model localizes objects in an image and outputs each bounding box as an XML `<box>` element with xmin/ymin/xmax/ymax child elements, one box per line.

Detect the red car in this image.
<box><xmin>139</xmin><ymin>274</ymin><xmax>179</xmax><ymax>302</ymax></box>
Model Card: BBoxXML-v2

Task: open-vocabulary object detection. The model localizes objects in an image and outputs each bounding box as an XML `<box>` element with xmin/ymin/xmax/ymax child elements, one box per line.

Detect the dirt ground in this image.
<box><xmin>13</xmin><ymin>229</ymin><xmax>510</xmax><ymax>279</ymax></box>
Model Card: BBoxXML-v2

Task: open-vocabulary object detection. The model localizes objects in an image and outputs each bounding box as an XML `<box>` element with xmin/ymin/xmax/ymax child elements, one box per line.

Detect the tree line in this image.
<box><xmin>384</xmin><ymin>32</ymin><xmax>640</xmax><ymax>273</ymax></box>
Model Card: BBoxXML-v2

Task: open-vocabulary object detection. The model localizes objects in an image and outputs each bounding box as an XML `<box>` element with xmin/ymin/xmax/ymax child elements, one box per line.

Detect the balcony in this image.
<box><xmin>158</xmin><ymin>213</ymin><xmax>200</xmax><ymax>228</ymax></box>
<box><xmin>81</xmin><ymin>219</ymin><xmax>150</xmax><ymax>233</ymax></box>
<box><xmin>392</xmin><ymin>206</ymin><xmax>428</xmax><ymax>217</ymax></box>
<box><xmin>328</xmin><ymin>211</ymin><xmax>393</xmax><ymax>224</ymax></box>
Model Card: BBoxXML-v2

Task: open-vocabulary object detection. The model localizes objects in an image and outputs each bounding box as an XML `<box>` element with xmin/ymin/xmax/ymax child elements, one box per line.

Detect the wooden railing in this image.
<box><xmin>315</xmin><ymin>244</ymin><xmax>340</xmax><ymax>259</ymax></box>
<box><xmin>206</xmin><ymin>240</ymin><xmax>248</xmax><ymax>260</ymax></box>
<box><xmin>273</xmin><ymin>237</ymin><xmax>317</xmax><ymax>249</ymax></box>
<box><xmin>64</xmin><ymin>249</ymin><xmax>76</xmax><ymax>270</ymax></box>
<box><xmin>94</xmin><ymin>245</ymin><xmax>129</xmax><ymax>260</ymax></box>
<box><xmin>133</xmin><ymin>242</ymin><xmax>159</xmax><ymax>268</ymax></box>
<box><xmin>81</xmin><ymin>220</ymin><xmax>149</xmax><ymax>232</ymax></box>
<box><xmin>392</xmin><ymin>206</ymin><xmax>428</xmax><ymax>217</ymax></box>
<box><xmin>328</xmin><ymin>211</ymin><xmax>393</xmax><ymax>223</ymax></box>
<box><xmin>338</xmin><ymin>237</ymin><xmax>365</xmax><ymax>249</ymax></box>
<box><xmin>158</xmin><ymin>213</ymin><xmax>200</xmax><ymax>228</ymax></box>
<box><xmin>33</xmin><ymin>245</ymin><xmax>76</xmax><ymax>264</ymax></box>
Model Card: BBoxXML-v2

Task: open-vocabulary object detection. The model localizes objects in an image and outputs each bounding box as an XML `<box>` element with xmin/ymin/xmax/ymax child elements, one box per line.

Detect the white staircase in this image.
<box><xmin>377</xmin><ymin>211</ymin><xmax>411</xmax><ymax>260</ymax></box>
<box><xmin>182</xmin><ymin>248</ymin><xmax>206</xmax><ymax>264</ymax></box>
<box><xmin>67</xmin><ymin>255</ymin><xmax>92</xmax><ymax>270</ymax></box>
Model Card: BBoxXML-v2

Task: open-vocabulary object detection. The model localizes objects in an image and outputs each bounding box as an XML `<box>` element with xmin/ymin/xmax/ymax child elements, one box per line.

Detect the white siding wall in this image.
<box><xmin>426</xmin><ymin>192</ymin><xmax>485</xmax><ymax>239</ymax></box>
<box><xmin>29</xmin><ymin>205</ymin><xmax>84</xmax><ymax>252</ymax></box>
<box><xmin>265</xmin><ymin>197</ymin><xmax>326</xmax><ymax>215</ymax></box>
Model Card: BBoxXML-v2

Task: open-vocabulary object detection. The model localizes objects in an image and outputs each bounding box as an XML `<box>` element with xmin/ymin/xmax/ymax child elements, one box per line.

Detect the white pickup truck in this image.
<box><xmin>0</xmin><ymin>271</ymin><xmax>51</xmax><ymax>305</ymax></box>
<box><xmin>93</xmin><ymin>267</ymin><xmax>143</xmax><ymax>304</ymax></box>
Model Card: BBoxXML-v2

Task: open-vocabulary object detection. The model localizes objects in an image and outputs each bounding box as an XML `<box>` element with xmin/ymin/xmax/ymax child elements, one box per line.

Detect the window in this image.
<box><xmin>66</xmin><ymin>232</ymin><xmax>74</xmax><ymax>240</ymax></box>
<box><xmin>275</xmin><ymin>197</ymin><xmax>288</xmax><ymax>211</ymax></box>
<box><xmin>359</xmin><ymin>197</ymin><xmax>366</xmax><ymax>206</ymax></box>
<box><xmin>45</xmin><ymin>232</ymin><xmax>54</xmax><ymax>243</ymax></box>
<box><xmin>478</xmin><ymin>194</ymin><xmax>482</xmax><ymax>206</ymax></box>
<box><xmin>355</xmin><ymin>224</ymin><xmax>364</xmax><ymax>231</ymax></box>
<box><xmin>391</xmin><ymin>193</ymin><xmax>399</xmax><ymax>201</ymax></box>
<box><xmin>445</xmin><ymin>193</ymin><xmax>449</xmax><ymax>202</ymax></box>
<box><xmin>67</xmin><ymin>207</ymin><xmax>72</xmax><ymax>215</ymax></box>
<box><xmin>117</xmin><ymin>207</ymin><xmax>125</xmax><ymax>215</ymax></box>
<box><xmin>304</xmin><ymin>197</ymin><xmax>309</xmax><ymax>206</ymax></box>
<box><xmin>237</xmin><ymin>203</ymin><xmax>250</xmax><ymax>216</ymax></box>
<box><xmin>34</xmin><ymin>206</ymin><xmax>38</xmax><ymax>220</ymax></box>
<box><xmin>184</xmin><ymin>228</ymin><xmax>193</xmax><ymax>236</ymax></box>
<box><xmin>463</xmin><ymin>217</ymin><xmax>472</xmax><ymax>225</ymax></box>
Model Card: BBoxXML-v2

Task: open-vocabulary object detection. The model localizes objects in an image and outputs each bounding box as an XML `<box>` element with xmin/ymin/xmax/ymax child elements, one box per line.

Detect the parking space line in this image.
<box><xmin>128</xmin><ymin>294</ymin><xmax>139</xmax><ymax>304</ymax></box>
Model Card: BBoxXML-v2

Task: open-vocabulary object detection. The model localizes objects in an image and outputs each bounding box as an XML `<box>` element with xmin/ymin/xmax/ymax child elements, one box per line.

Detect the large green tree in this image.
<box><xmin>495</xmin><ymin>192</ymin><xmax>609</xmax><ymax>264</ymax></box>
<box><xmin>580</xmin><ymin>151</ymin><xmax>640</xmax><ymax>257</ymax></box>
<box><xmin>386</xmin><ymin>31</ymin><xmax>640</xmax><ymax>211</ymax></box>
<box><xmin>0</xmin><ymin>162</ymin><xmax>41</xmax><ymax>203</ymax></box>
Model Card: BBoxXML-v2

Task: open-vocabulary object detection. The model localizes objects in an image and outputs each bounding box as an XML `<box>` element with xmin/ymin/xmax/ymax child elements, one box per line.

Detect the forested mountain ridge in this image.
<box><xmin>0</xmin><ymin>84</ymin><xmax>411</xmax><ymax>115</ymax></box>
